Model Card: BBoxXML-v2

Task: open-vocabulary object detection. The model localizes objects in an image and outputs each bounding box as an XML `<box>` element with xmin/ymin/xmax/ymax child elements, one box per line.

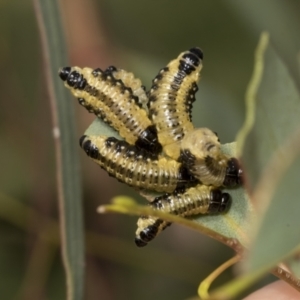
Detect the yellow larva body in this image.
<box><xmin>80</xmin><ymin>135</ymin><xmax>196</xmax><ymax>193</ymax></box>
<box><xmin>179</xmin><ymin>128</ymin><xmax>243</xmax><ymax>187</ymax></box>
<box><xmin>105</xmin><ymin>66</ymin><xmax>148</xmax><ymax>111</ymax></box>
<box><xmin>59</xmin><ymin>66</ymin><xmax>162</xmax><ymax>155</ymax></box>
<box><xmin>148</xmin><ymin>47</ymin><xmax>203</xmax><ymax>152</ymax></box>
<box><xmin>135</xmin><ymin>185</ymin><xmax>230</xmax><ymax>247</ymax></box>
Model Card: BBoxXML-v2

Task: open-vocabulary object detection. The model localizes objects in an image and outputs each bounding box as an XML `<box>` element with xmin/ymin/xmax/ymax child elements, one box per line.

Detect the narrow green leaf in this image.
<box><xmin>34</xmin><ymin>1</ymin><xmax>84</xmax><ymax>299</ymax></box>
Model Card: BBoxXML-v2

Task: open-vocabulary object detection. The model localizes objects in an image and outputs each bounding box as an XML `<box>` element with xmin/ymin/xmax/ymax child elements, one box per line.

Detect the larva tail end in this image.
<box><xmin>58</xmin><ymin>67</ymin><xmax>71</xmax><ymax>81</ymax></box>
<box><xmin>208</xmin><ymin>190</ymin><xmax>231</xmax><ymax>213</ymax></box>
<box><xmin>79</xmin><ymin>135</ymin><xmax>99</xmax><ymax>159</ymax></box>
<box><xmin>135</xmin><ymin>237</ymin><xmax>148</xmax><ymax>247</ymax></box>
<box><xmin>223</xmin><ymin>158</ymin><xmax>243</xmax><ymax>187</ymax></box>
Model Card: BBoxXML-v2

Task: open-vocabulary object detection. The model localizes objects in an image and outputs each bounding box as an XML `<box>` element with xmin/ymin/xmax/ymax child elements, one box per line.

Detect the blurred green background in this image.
<box><xmin>1</xmin><ymin>0</ymin><xmax>300</xmax><ymax>299</ymax></box>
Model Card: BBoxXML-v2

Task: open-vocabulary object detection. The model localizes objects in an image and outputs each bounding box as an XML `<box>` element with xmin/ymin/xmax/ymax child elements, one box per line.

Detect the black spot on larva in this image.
<box><xmin>92</xmin><ymin>68</ymin><xmax>104</xmax><ymax>78</ymax></box>
<box><xmin>154</xmin><ymin>73</ymin><xmax>163</xmax><ymax>81</ymax></box>
<box><xmin>148</xmin><ymin>95</ymin><xmax>157</xmax><ymax>103</ymax></box>
<box><xmin>151</xmin><ymin>196</ymin><xmax>165</xmax><ymax>209</ymax></box>
<box><xmin>114</xmin><ymin>140</ymin><xmax>128</xmax><ymax>153</ymax></box>
<box><xmin>104</xmin><ymin>65</ymin><xmax>117</xmax><ymax>74</ymax></box>
<box><xmin>207</xmin><ymin>143</ymin><xmax>216</xmax><ymax>151</ymax></box>
<box><xmin>178</xmin><ymin>149</ymin><xmax>196</xmax><ymax>167</ymax></box>
<box><xmin>177</xmin><ymin>165</ymin><xmax>198</xmax><ymax>189</ymax></box>
<box><xmin>112</xmin><ymin>78</ymin><xmax>122</xmax><ymax>87</ymax></box>
<box><xmin>151</xmin><ymin>84</ymin><xmax>158</xmax><ymax>90</ymax></box>
<box><xmin>65</xmin><ymin>70</ymin><xmax>87</xmax><ymax>90</ymax></box>
<box><xmin>125</xmin><ymin>144</ymin><xmax>137</xmax><ymax>157</ymax></box>
<box><xmin>105</xmin><ymin>137</ymin><xmax>117</xmax><ymax>148</ymax></box>
<box><xmin>148</xmin><ymin>108</ymin><xmax>158</xmax><ymax>117</ymax></box>
<box><xmin>213</xmin><ymin>131</ymin><xmax>220</xmax><ymax>142</ymax></box>
<box><xmin>78</xmin><ymin>98</ymin><xmax>85</xmax><ymax>105</ymax></box>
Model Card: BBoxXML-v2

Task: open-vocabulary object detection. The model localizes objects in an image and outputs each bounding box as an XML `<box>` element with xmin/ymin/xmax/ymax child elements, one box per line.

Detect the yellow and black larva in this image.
<box><xmin>79</xmin><ymin>134</ymin><xmax>197</xmax><ymax>193</ymax></box>
<box><xmin>59</xmin><ymin>66</ymin><xmax>162</xmax><ymax>155</ymax></box>
<box><xmin>179</xmin><ymin>128</ymin><xmax>243</xmax><ymax>187</ymax></box>
<box><xmin>148</xmin><ymin>47</ymin><xmax>203</xmax><ymax>153</ymax></box>
<box><xmin>58</xmin><ymin>47</ymin><xmax>243</xmax><ymax>248</ymax></box>
<box><xmin>135</xmin><ymin>185</ymin><xmax>230</xmax><ymax>247</ymax></box>
<box><xmin>104</xmin><ymin>66</ymin><xmax>148</xmax><ymax>112</ymax></box>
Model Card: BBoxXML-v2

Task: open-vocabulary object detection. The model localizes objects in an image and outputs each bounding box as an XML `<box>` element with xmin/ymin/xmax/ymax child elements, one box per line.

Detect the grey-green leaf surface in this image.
<box><xmin>239</xmin><ymin>34</ymin><xmax>300</xmax><ymax>193</ymax></box>
<box><xmin>34</xmin><ymin>1</ymin><xmax>84</xmax><ymax>299</ymax></box>
<box><xmin>236</xmin><ymin>33</ymin><xmax>300</xmax><ymax>277</ymax></box>
<box><xmin>196</xmin><ymin>143</ymin><xmax>253</xmax><ymax>248</ymax></box>
<box><xmin>244</xmin><ymin>129</ymin><xmax>300</xmax><ymax>275</ymax></box>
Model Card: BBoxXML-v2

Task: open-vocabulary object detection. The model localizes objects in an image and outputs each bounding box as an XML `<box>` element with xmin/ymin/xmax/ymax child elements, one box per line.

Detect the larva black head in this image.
<box><xmin>59</xmin><ymin>67</ymin><xmax>87</xmax><ymax>90</ymax></box>
<box><xmin>177</xmin><ymin>164</ymin><xmax>198</xmax><ymax>189</ymax></box>
<box><xmin>135</xmin><ymin>125</ymin><xmax>162</xmax><ymax>157</ymax></box>
<box><xmin>79</xmin><ymin>135</ymin><xmax>99</xmax><ymax>159</ymax></box>
<box><xmin>208</xmin><ymin>190</ymin><xmax>231</xmax><ymax>213</ymax></box>
<box><xmin>59</xmin><ymin>67</ymin><xmax>71</xmax><ymax>81</ymax></box>
<box><xmin>223</xmin><ymin>158</ymin><xmax>243</xmax><ymax>187</ymax></box>
<box><xmin>189</xmin><ymin>47</ymin><xmax>204</xmax><ymax>60</ymax></box>
<box><xmin>179</xmin><ymin>47</ymin><xmax>203</xmax><ymax>75</ymax></box>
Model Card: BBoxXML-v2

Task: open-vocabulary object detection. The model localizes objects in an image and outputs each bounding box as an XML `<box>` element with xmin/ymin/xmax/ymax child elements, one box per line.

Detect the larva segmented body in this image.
<box><xmin>179</xmin><ymin>128</ymin><xmax>243</xmax><ymax>187</ymax></box>
<box><xmin>59</xmin><ymin>66</ymin><xmax>162</xmax><ymax>155</ymax></box>
<box><xmin>104</xmin><ymin>66</ymin><xmax>148</xmax><ymax>112</ymax></box>
<box><xmin>148</xmin><ymin>47</ymin><xmax>203</xmax><ymax>153</ymax></box>
<box><xmin>79</xmin><ymin>135</ymin><xmax>197</xmax><ymax>193</ymax></box>
<box><xmin>135</xmin><ymin>185</ymin><xmax>230</xmax><ymax>247</ymax></box>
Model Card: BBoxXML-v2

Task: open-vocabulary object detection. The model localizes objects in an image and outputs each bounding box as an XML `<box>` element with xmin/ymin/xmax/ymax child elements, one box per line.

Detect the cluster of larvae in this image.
<box><xmin>59</xmin><ymin>47</ymin><xmax>242</xmax><ymax>247</ymax></box>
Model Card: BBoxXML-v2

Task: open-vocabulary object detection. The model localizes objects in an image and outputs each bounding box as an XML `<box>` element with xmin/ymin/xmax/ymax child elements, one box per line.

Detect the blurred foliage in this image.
<box><xmin>1</xmin><ymin>0</ymin><xmax>300</xmax><ymax>299</ymax></box>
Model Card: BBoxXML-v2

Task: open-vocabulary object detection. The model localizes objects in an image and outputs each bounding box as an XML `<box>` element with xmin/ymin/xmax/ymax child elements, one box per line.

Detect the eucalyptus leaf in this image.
<box><xmin>236</xmin><ymin>32</ymin><xmax>300</xmax><ymax>278</ymax></box>
<box><xmin>245</xmin><ymin>134</ymin><xmax>300</xmax><ymax>275</ymax></box>
<box><xmin>239</xmin><ymin>35</ymin><xmax>300</xmax><ymax>192</ymax></box>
